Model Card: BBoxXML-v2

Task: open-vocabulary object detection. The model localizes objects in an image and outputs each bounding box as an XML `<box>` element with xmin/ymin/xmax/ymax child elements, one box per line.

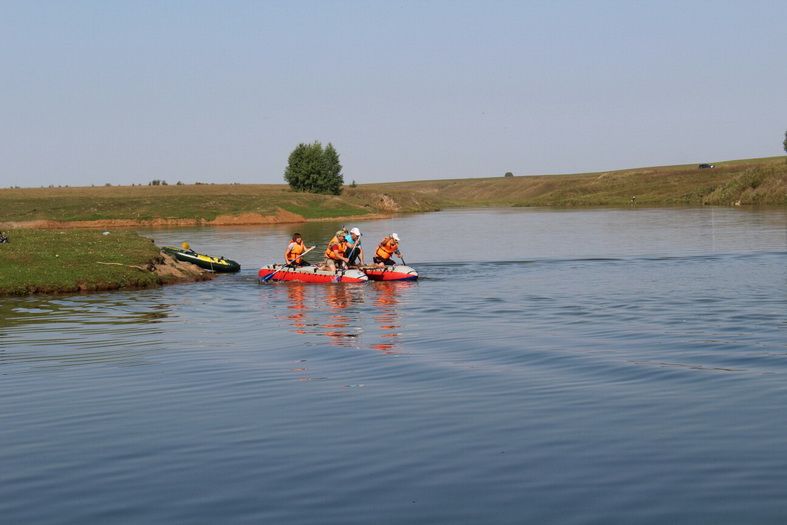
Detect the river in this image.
<box><xmin>1</xmin><ymin>207</ymin><xmax>786</xmax><ymax>524</ymax></box>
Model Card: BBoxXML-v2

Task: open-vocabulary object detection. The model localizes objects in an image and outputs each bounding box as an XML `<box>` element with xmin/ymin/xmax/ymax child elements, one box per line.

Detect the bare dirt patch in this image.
<box><xmin>153</xmin><ymin>252</ymin><xmax>215</xmax><ymax>285</ymax></box>
<box><xmin>208</xmin><ymin>209</ymin><xmax>306</xmax><ymax>225</ymax></box>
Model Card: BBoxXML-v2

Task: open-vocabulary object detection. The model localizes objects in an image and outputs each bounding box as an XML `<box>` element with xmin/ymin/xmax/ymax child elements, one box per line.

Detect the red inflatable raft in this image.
<box><xmin>360</xmin><ymin>265</ymin><xmax>418</xmax><ymax>281</ymax></box>
<box><xmin>258</xmin><ymin>265</ymin><xmax>368</xmax><ymax>284</ymax></box>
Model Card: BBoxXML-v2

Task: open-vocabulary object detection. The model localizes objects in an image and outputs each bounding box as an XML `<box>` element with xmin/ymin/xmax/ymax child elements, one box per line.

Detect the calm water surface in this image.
<box><xmin>1</xmin><ymin>207</ymin><xmax>786</xmax><ymax>524</ymax></box>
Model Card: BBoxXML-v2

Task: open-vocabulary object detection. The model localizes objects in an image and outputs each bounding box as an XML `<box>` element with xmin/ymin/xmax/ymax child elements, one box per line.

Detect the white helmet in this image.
<box><xmin>350</xmin><ymin>227</ymin><xmax>361</xmax><ymax>236</ymax></box>
<box><xmin>391</xmin><ymin>233</ymin><xmax>400</xmax><ymax>241</ymax></box>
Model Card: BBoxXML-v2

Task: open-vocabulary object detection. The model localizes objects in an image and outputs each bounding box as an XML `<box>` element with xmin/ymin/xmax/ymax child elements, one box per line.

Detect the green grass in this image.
<box><xmin>0</xmin><ymin>230</ymin><xmax>163</xmax><ymax>295</ymax></box>
<box><xmin>277</xmin><ymin>194</ymin><xmax>373</xmax><ymax>219</ymax></box>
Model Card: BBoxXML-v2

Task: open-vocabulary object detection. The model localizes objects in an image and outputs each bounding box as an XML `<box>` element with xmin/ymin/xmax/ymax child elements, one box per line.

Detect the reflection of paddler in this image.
<box><xmin>323</xmin><ymin>288</ymin><xmax>351</xmax><ymax>347</ymax></box>
<box><xmin>326</xmin><ymin>284</ymin><xmax>352</xmax><ymax>310</ymax></box>
<box><xmin>374</xmin><ymin>282</ymin><xmax>400</xmax><ymax>309</ymax></box>
<box><xmin>286</xmin><ymin>283</ymin><xmax>307</xmax><ymax>334</ymax></box>
<box><xmin>371</xmin><ymin>282</ymin><xmax>402</xmax><ymax>353</ymax></box>
<box><xmin>322</xmin><ymin>285</ymin><xmax>366</xmax><ymax>347</ymax></box>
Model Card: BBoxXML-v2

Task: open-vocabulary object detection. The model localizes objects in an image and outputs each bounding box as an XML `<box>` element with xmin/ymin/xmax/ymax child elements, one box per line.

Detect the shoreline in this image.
<box><xmin>0</xmin><ymin>230</ymin><xmax>215</xmax><ymax>296</ymax></box>
<box><xmin>0</xmin><ymin>251</ymin><xmax>214</xmax><ymax>297</ymax></box>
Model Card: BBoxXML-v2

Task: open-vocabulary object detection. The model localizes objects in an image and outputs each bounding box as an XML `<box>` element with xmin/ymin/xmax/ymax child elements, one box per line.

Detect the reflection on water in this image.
<box><xmin>321</xmin><ymin>284</ymin><xmax>360</xmax><ymax>347</ymax></box>
<box><xmin>285</xmin><ymin>283</ymin><xmax>308</xmax><ymax>335</ymax></box>
<box><xmin>370</xmin><ymin>282</ymin><xmax>404</xmax><ymax>353</ymax></box>
<box><xmin>270</xmin><ymin>281</ymin><xmax>413</xmax><ymax>352</ymax></box>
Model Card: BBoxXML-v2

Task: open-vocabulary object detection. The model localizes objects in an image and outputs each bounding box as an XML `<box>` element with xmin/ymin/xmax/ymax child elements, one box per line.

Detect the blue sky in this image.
<box><xmin>1</xmin><ymin>0</ymin><xmax>786</xmax><ymax>187</ymax></box>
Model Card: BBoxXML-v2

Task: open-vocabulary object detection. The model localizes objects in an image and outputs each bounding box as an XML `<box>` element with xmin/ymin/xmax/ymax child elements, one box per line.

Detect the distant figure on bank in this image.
<box><xmin>285</xmin><ymin>233</ymin><xmax>314</xmax><ymax>266</ymax></box>
<box><xmin>374</xmin><ymin>233</ymin><xmax>403</xmax><ymax>266</ymax></box>
<box><xmin>0</xmin><ymin>231</ymin><xmax>8</xmax><ymax>244</ymax></box>
<box><xmin>180</xmin><ymin>241</ymin><xmax>195</xmax><ymax>254</ymax></box>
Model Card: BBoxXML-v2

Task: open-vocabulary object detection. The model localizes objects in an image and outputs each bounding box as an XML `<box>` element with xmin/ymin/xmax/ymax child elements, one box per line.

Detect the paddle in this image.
<box><xmin>262</xmin><ymin>245</ymin><xmax>316</xmax><ymax>282</ymax></box>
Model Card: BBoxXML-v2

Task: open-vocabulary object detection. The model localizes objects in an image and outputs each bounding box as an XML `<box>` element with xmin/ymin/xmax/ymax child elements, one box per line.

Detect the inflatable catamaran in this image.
<box><xmin>358</xmin><ymin>265</ymin><xmax>418</xmax><ymax>281</ymax></box>
<box><xmin>257</xmin><ymin>264</ymin><xmax>418</xmax><ymax>283</ymax></box>
<box><xmin>258</xmin><ymin>265</ymin><xmax>368</xmax><ymax>283</ymax></box>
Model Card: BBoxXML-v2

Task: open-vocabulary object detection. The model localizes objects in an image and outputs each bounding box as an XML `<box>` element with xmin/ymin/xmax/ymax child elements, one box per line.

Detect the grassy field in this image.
<box><xmin>359</xmin><ymin>156</ymin><xmax>787</xmax><ymax>208</ymax></box>
<box><xmin>0</xmin><ymin>184</ymin><xmax>377</xmax><ymax>224</ymax></box>
<box><xmin>0</xmin><ymin>230</ymin><xmax>167</xmax><ymax>295</ymax></box>
<box><xmin>1</xmin><ymin>157</ymin><xmax>784</xmax><ymax>227</ymax></box>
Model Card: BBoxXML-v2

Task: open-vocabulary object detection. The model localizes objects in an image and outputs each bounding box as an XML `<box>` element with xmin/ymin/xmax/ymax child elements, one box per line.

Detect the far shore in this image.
<box><xmin>1</xmin><ymin>156</ymin><xmax>784</xmax><ymax>230</ymax></box>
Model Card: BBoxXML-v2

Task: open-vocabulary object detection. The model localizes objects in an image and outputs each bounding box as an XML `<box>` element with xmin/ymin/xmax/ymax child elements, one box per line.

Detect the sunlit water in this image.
<box><xmin>1</xmin><ymin>207</ymin><xmax>786</xmax><ymax>524</ymax></box>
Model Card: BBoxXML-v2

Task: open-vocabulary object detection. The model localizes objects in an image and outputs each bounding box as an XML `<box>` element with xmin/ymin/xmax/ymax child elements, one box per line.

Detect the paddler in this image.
<box><xmin>285</xmin><ymin>233</ymin><xmax>314</xmax><ymax>266</ymax></box>
<box><xmin>344</xmin><ymin>227</ymin><xmax>365</xmax><ymax>267</ymax></box>
<box><xmin>180</xmin><ymin>241</ymin><xmax>196</xmax><ymax>254</ymax></box>
<box><xmin>323</xmin><ymin>229</ymin><xmax>351</xmax><ymax>272</ymax></box>
<box><xmin>373</xmin><ymin>233</ymin><xmax>403</xmax><ymax>266</ymax></box>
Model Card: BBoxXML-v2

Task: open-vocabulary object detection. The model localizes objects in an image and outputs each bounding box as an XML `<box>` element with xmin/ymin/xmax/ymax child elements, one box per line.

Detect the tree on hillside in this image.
<box><xmin>284</xmin><ymin>141</ymin><xmax>344</xmax><ymax>195</ymax></box>
<box><xmin>783</xmin><ymin>129</ymin><xmax>787</xmax><ymax>155</ymax></box>
<box><xmin>322</xmin><ymin>143</ymin><xmax>344</xmax><ymax>195</ymax></box>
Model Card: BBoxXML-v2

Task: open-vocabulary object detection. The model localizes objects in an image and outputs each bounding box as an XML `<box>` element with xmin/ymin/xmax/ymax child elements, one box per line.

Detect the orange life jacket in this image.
<box><xmin>285</xmin><ymin>240</ymin><xmax>306</xmax><ymax>263</ymax></box>
<box><xmin>375</xmin><ymin>237</ymin><xmax>399</xmax><ymax>259</ymax></box>
<box><xmin>325</xmin><ymin>236</ymin><xmax>348</xmax><ymax>260</ymax></box>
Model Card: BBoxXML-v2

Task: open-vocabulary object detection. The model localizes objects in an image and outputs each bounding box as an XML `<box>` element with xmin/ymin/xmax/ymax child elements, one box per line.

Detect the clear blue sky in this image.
<box><xmin>2</xmin><ymin>0</ymin><xmax>786</xmax><ymax>187</ymax></box>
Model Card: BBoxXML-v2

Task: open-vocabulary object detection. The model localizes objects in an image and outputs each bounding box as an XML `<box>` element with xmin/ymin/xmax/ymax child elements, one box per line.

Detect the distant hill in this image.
<box><xmin>352</xmin><ymin>156</ymin><xmax>787</xmax><ymax>208</ymax></box>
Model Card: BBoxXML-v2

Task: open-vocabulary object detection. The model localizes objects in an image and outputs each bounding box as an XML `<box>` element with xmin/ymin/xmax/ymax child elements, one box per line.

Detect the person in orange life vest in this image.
<box><xmin>343</xmin><ymin>227</ymin><xmax>365</xmax><ymax>267</ymax></box>
<box><xmin>373</xmin><ymin>233</ymin><xmax>402</xmax><ymax>266</ymax></box>
<box><xmin>323</xmin><ymin>229</ymin><xmax>351</xmax><ymax>272</ymax></box>
<box><xmin>285</xmin><ymin>233</ymin><xmax>314</xmax><ymax>266</ymax></box>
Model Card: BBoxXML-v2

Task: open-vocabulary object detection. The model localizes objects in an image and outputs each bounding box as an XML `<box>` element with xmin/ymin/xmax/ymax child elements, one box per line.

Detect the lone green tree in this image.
<box><xmin>783</xmin><ymin>129</ymin><xmax>787</xmax><ymax>155</ymax></box>
<box><xmin>284</xmin><ymin>141</ymin><xmax>344</xmax><ymax>195</ymax></box>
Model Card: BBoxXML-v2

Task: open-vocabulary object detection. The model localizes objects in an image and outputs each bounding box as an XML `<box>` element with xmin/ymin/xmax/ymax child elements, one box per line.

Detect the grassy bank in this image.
<box><xmin>358</xmin><ymin>156</ymin><xmax>787</xmax><ymax>208</ymax></box>
<box><xmin>1</xmin><ymin>157</ymin><xmax>784</xmax><ymax>228</ymax></box>
<box><xmin>0</xmin><ymin>184</ymin><xmax>382</xmax><ymax>225</ymax></box>
<box><xmin>0</xmin><ymin>230</ymin><xmax>199</xmax><ymax>295</ymax></box>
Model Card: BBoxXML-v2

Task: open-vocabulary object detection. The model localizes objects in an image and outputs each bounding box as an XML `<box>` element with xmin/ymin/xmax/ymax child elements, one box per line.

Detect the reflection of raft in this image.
<box><xmin>162</xmin><ymin>247</ymin><xmax>241</xmax><ymax>273</ymax></box>
<box><xmin>360</xmin><ymin>265</ymin><xmax>418</xmax><ymax>281</ymax></box>
<box><xmin>258</xmin><ymin>264</ymin><xmax>368</xmax><ymax>283</ymax></box>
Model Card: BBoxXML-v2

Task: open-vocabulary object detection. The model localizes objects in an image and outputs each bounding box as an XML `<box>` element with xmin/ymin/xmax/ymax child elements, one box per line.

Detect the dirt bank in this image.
<box><xmin>0</xmin><ymin>208</ymin><xmax>310</xmax><ymax>230</ymax></box>
<box><xmin>151</xmin><ymin>252</ymin><xmax>216</xmax><ymax>286</ymax></box>
<box><xmin>0</xmin><ymin>209</ymin><xmax>396</xmax><ymax>230</ymax></box>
